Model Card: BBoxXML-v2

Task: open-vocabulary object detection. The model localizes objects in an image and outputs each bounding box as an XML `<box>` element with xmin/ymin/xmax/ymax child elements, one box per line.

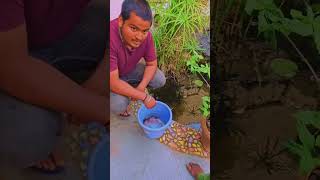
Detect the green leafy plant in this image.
<box><xmin>186</xmin><ymin>53</ymin><xmax>203</xmax><ymax>73</ymax></box>
<box><xmin>186</xmin><ymin>55</ymin><xmax>210</xmax><ymax>76</ymax></box>
<box><xmin>186</xmin><ymin>46</ymin><xmax>210</xmax><ymax>88</ymax></box>
<box><xmin>193</xmin><ymin>79</ymin><xmax>204</xmax><ymax>87</ymax></box>
<box><xmin>183</xmin><ymin>38</ymin><xmax>206</xmax><ymax>55</ymax></box>
<box><xmin>245</xmin><ymin>0</ymin><xmax>320</xmax><ymax>85</ymax></box>
<box><xmin>285</xmin><ymin>111</ymin><xmax>320</xmax><ymax>175</ymax></box>
<box><xmin>200</xmin><ymin>96</ymin><xmax>210</xmax><ymax>118</ymax></box>
<box><xmin>183</xmin><ymin>37</ymin><xmax>210</xmax><ymax>122</ymax></box>
<box><xmin>151</xmin><ymin>0</ymin><xmax>209</xmax><ymax>73</ymax></box>
<box><xmin>312</xmin><ymin>3</ymin><xmax>320</xmax><ymax>12</ymax></box>
<box><xmin>270</xmin><ymin>58</ymin><xmax>298</xmax><ymax>78</ymax></box>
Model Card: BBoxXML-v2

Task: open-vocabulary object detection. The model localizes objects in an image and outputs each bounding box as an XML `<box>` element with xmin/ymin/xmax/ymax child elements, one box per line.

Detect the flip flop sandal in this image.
<box><xmin>119</xmin><ymin>110</ymin><xmax>131</xmax><ymax>117</ymax></box>
<box><xmin>28</xmin><ymin>153</ymin><xmax>65</xmax><ymax>174</ymax></box>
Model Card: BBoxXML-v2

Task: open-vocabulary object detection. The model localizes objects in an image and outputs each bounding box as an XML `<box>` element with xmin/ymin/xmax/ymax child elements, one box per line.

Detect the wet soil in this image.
<box><xmin>150</xmin><ymin>75</ymin><xmax>210</xmax><ymax>125</ymax></box>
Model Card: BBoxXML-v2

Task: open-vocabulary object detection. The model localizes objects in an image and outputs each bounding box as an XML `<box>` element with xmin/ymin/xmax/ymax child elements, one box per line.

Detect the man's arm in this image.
<box><xmin>82</xmin><ymin>50</ymin><xmax>107</xmax><ymax>96</ymax></box>
<box><xmin>136</xmin><ymin>60</ymin><xmax>157</xmax><ymax>91</ymax></box>
<box><xmin>0</xmin><ymin>24</ymin><xmax>107</xmax><ymax>123</ymax></box>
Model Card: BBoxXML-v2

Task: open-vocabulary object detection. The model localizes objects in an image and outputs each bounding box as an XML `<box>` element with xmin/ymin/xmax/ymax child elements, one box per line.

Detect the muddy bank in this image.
<box><xmin>150</xmin><ymin>74</ymin><xmax>210</xmax><ymax>125</ymax></box>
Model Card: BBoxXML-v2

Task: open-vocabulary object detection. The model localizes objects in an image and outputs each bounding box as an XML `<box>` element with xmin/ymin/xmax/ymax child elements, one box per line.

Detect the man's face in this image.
<box><xmin>119</xmin><ymin>12</ymin><xmax>151</xmax><ymax>49</ymax></box>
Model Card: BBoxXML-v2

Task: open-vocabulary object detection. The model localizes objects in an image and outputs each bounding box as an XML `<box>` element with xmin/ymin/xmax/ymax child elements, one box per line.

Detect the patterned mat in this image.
<box><xmin>130</xmin><ymin>100</ymin><xmax>210</xmax><ymax>159</ymax></box>
<box><xmin>66</xmin><ymin>123</ymin><xmax>107</xmax><ymax>177</ymax></box>
<box><xmin>159</xmin><ymin>121</ymin><xmax>210</xmax><ymax>158</ymax></box>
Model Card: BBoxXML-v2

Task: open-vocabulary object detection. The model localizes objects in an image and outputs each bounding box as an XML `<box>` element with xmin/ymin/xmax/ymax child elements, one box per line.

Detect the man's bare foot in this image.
<box><xmin>30</xmin><ymin>150</ymin><xmax>64</xmax><ymax>173</ymax></box>
<box><xmin>186</xmin><ymin>162</ymin><xmax>204</xmax><ymax>180</ymax></box>
<box><xmin>119</xmin><ymin>105</ymin><xmax>131</xmax><ymax>117</ymax></box>
<box><xmin>119</xmin><ymin>110</ymin><xmax>131</xmax><ymax>117</ymax></box>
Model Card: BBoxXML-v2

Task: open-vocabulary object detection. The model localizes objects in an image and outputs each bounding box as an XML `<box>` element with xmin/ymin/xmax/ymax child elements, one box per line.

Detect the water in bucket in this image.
<box><xmin>143</xmin><ymin>115</ymin><xmax>165</xmax><ymax>129</ymax></box>
<box><xmin>137</xmin><ymin>101</ymin><xmax>173</xmax><ymax>139</ymax></box>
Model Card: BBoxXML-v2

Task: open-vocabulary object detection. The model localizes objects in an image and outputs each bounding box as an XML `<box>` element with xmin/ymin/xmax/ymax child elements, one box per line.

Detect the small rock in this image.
<box><xmin>197</xmin><ymin>31</ymin><xmax>210</xmax><ymax>58</ymax></box>
<box><xmin>233</xmin><ymin>107</ymin><xmax>246</xmax><ymax>114</ymax></box>
<box><xmin>187</xmin><ymin>88</ymin><xmax>199</xmax><ymax>96</ymax></box>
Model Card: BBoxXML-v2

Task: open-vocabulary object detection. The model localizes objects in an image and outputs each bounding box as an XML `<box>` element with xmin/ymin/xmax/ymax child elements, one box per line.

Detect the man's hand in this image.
<box><xmin>143</xmin><ymin>94</ymin><xmax>156</xmax><ymax>109</ymax></box>
<box><xmin>186</xmin><ymin>162</ymin><xmax>204</xmax><ymax>179</ymax></box>
<box><xmin>130</xmin><ymin>84</ymin><xmax>146</xmax><ymax>101</ymax></box>
<box><xmin>136</xmin><ymin>84</ymin><xmax>146</xmax><ymax>93</ymax></box>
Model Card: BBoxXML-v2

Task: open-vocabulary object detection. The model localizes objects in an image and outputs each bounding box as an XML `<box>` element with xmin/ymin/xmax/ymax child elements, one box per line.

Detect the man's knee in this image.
<box><xmin>110</xmin><ymin>93</ymin><xmax>129</xmax><ymax>114</ymax></box>
<box><xmin>0</xmin><ymin>92</ymin><xmax>62</xmax><ymax>168</ymax></box>
<box><xmin>150</xmin><ymin>69</ymin><xmax>166</xmax><ymax>89</ymax></box>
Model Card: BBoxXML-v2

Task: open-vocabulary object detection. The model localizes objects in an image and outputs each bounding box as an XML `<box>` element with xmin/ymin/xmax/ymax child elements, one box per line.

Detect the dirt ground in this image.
<box><xmin>174</xmin><ymin>89</ymin><xmax>209</xmax><ymax>124</ymax></box>
<box><xmin>214</xmin><ymin>106</ymin><xmax>299</xmax><ymax>180</ymax></box>
<box><xmin>213</xmin><ymin>39</ymin><xmax>320</xmax><ymax>180</ymax></box>
<box><xmin>149</xmin><ymin>74</ymin><xmax>210</xmax><ymax>126</ymax></box>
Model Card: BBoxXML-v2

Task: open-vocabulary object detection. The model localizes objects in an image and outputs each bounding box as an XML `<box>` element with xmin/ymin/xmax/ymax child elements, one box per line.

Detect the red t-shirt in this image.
<box><xmin>0</xmin><ymin>0</ymin><xmax>90</xmax><ymax>48</ymax></box>
<box><xmin>109</xmin><ymin>18</ymin><xmax>157</xmax><ymax>76</ymax></box>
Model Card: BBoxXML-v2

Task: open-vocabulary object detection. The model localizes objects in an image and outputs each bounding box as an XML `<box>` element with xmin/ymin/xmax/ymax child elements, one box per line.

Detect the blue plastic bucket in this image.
<box><xmin>88</xmin><ymin>135</ymin><xmax>109</xmax><ymax>180</ymax></box>
<box><xmin>137</xmin><ymin>101</ymin><xmax>173</xmax><ymax>139</ymax></box>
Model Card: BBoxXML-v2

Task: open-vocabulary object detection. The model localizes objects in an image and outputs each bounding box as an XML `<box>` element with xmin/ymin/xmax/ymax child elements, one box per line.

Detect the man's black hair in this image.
<box><xmin>120</xmin><ymin>0</ymin><xmax>153</xmax><ymax>23</ymax></box>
